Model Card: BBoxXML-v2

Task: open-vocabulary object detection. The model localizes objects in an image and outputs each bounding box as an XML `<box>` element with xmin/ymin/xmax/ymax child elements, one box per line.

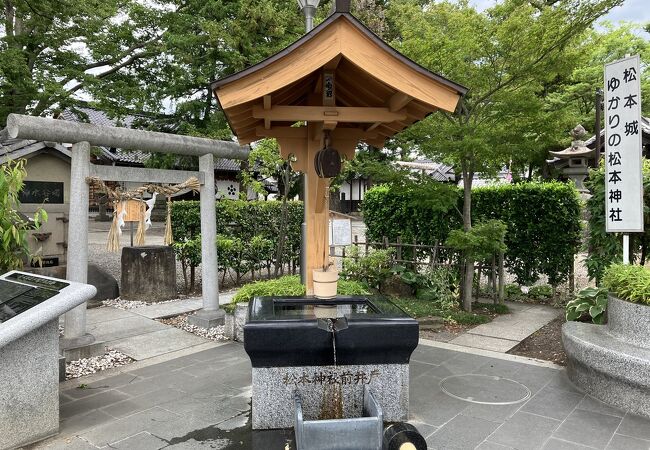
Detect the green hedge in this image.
<box><xmin>225</xmin><ymin>275</ymin><xmax>370</xmax><ymax>312</ymax></box>
<box><xmin>171</xmin><ymin>200</ymin><xmax>303</xmax><ymax>287</ymax></box>
<box><xmin>363</xmin><ymin>182</ymin><xmax>581</xmax><ymax>286</ymax></box>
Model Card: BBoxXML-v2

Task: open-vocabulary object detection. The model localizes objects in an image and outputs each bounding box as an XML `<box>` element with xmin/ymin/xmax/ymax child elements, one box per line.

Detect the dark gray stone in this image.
<box><xmin>606</xmin><ymin>433</ymin><xmax>650</xmax><ymax>450</ymax></box>
<box><xmin>552</xmin><ymin>409</ymin><xmax>621</xmax><ymax>449</ymax></box>
<box><xmin>616</xmin><ymin>414</ymin><xmax>650</xmax><ymax>441</ymax></box>
<box><xmin>121</xmin><ymin>246</ymin><xmax>176</xmax><ymax>301</ymax></box>
<box><xmin>26</xmin><ymin>263</ymin><xmax>119</xmax><ymax>304</ymax></box>
<box><xmin>521</xmin><ymin>386</ymin><xmax>584</xmax><ymax>421</ymax></box>
<box><xmin>426</xmin><ymin>414</ymin><xmax>500</xmax><ymax>450</ymax></box>
<box><xmin>488</xmin><ymin>411</ymin><xmax>561</xmax><ymax>450</ymax></box>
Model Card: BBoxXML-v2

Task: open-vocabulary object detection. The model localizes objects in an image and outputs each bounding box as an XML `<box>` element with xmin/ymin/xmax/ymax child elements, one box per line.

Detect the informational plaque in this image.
<box><xmin>330</xmin><ymin>219</ymin><xmax>352</xmax><ymax>246</ymax></box>
<box><xmin>0</xmin><ymin>273</ymin><xmax>69</xmax><ymax>324</ymax></box>
<box><xmin>604</xmin><ymin>55</ymin><xmax>644</xmax><ymax>232</ymax></box>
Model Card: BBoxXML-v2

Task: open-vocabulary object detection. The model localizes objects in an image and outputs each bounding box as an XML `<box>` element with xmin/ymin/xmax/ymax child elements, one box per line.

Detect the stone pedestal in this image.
<box><xmin>0</xmin><ymin>321</ymin><xmax>59</xmax><ymax>450</ymax></box>
<box><xmin>252</xmin><ymin>363</ymin><xmax>408</xmax><ymax>429</ymax></box>
<box><xmin>121</xmin><ymin>246</ymin><xmax>176</xmax><ymax>301</ymax></box>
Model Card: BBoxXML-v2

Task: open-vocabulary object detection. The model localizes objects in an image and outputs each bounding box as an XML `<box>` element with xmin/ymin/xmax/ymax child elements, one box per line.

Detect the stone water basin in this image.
<box><xmin>243</xmin><ymin>296</ymin><xmax>418</xmax><ymax>429</ymax></box>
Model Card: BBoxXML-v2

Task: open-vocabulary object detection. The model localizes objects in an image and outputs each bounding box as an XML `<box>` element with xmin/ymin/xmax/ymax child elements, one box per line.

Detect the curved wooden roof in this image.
<box><xmin>212</xmin><ymin>12</ymin><xmax>467</xmax><ymax>146</ymax></box>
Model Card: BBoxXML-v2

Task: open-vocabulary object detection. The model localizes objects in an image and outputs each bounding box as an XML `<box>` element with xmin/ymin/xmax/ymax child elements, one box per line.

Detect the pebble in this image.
<box><xmin>65</xmin><ymin>349</ymin><xmax>133</xmax><ymax>380</ymax></box>
<box><xmin>158</xmin><ymin>313</ymin><xmax>226</xmax><ymax>341</ymax></box>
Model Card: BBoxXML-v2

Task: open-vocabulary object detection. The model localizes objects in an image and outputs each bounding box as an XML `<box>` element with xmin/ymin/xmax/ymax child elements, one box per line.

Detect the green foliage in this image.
<box><xmin>0</xmin><ymin>160</ymin><xmax>47</xmax><ymax>271</ymax></box>
<box><xmin>586</xmin><ymin>160</ymin><xmax>650</xmax><ymax>283</ymax></box>
<box><xmin>171</xmin><ymin>199</ymin><xmax>303</xmax><ymax>286</ymax></box>
<box><xmin>226</xmin><ymin>275</ymin><xmax>370</xmax><ymax>313</ymax></box>
<box><xmin>504</xmin><ymin>283</ymin><xmax>523</xmax><ymax>300</ymax></box>
<box><xmin>446</xmin><ymin>220</ymin><xmax>507</xmax><ymax>261</ymax></box>
<box><xmin>393</xmin><ymin>265</ymin><xmax>458</xmax><ymax>310</ymax></box>
<box><xmin>363</xmin><ymin>182</ymin><xmax>581</xmax><ymax>286</ymax></box>
<box><xmin>340</xmin><ymin>246</ymin><xmax>394</xmax><ymax>290</ymax></box>
<box><xmin>565</xmin><ymin>287</ymin><xmax>608</xmax><ymax>324</ymax></box>
<box><xmin>389</xmin><ymin>296</ymin><xmax>492</xmax><ymax>324</ymax></box>
<box><xmin>602</xmin><ymin>264</ymin><xmax>650</xmax><ymax>306</ymax></box>
<box><xmin>528</xmin><ymin>285</ymin><xmax>553</xmax><ymax>301</ymax></box>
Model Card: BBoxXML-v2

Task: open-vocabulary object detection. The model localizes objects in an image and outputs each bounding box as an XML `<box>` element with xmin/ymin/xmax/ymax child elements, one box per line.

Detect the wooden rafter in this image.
<box><xmin>252</xmin><ymin>106</ymin><xmax>407</xmax><ymax>123</ymax></box>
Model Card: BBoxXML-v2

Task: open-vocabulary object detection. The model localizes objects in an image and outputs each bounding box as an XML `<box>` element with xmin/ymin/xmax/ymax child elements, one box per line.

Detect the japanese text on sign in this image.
<box><xmin>282</xmin><ymin>369</ymin><xmax>380</xmax><ymax>386</ymax></box>
<box><xmin>604</xmin><ymin>55</ymin><xmax>644</xmax><ymax>232</ymax></box>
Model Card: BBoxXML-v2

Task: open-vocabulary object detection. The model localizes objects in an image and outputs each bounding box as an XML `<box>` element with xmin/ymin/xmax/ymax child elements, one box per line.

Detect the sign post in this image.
<box><xmin>604</xmin><ymin>55</ymin><xmax>644</xmax><ymax>264</ymax></box>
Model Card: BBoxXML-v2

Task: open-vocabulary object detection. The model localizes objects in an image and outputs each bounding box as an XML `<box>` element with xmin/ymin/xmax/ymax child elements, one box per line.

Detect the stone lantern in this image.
<box><xmin>548</xmin><ymin>125</ymin><xmax>596</xmax><ymax>193</ymax></box>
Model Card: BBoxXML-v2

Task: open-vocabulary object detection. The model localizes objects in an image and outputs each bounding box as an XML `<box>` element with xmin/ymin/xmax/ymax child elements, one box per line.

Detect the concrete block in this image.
<box><xmin>120</xmin><ymin>246</ymin><xmax>176</xmax><ymax>301</ymax></box>
<box><xmin>109</xmin><ymin>327</ymin><xmax>208</xmax><ymax>360</ymax></box>
<box><xmin>60</xmin><ymin>334</ymin><xmax>106</xmax><ymax>360</ymax></box>
<box><xmin>188</xmin><ymin>308</ymin><xmax>225</xmax><ymax>328</ymax></box>
<box><xmin>234</xmin><ymin>302</ymin><xmax>248</xmax><ymax>342</ymax></box>
<box><xmin>251</xmin><ymin>363</ymin><xmax>409</xmax><ymax>429</ymax></box>
<box><xmin>0</xmin><ymin>321</ymin><xmax>59</xmax><ymax>449</ymax></box>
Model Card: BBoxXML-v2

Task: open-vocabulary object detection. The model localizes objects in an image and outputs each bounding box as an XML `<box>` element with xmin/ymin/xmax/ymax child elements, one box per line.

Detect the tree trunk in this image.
<box><xmin>462</xmin><ymin>161</ymin><xmax>474</xmax><ymax>312</ymax></box>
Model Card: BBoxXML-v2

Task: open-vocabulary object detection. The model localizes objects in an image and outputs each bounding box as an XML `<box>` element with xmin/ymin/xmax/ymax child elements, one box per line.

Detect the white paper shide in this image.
<box><xmin>604</xmin><ymin>55</ymin><xmax>644</xmax><ymax>232</ymax></box>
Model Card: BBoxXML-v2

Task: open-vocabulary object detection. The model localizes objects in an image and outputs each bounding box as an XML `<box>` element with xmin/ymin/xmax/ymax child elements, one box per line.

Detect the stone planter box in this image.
<box><xmin>224</xmin><ymin>302</ymin><xmax>248</xmax><ymax>342</ymax></box>
<box><xmin>563</xmin><ymin>295</ymin><xmax>650</xmax><ymax>418</ymax></box>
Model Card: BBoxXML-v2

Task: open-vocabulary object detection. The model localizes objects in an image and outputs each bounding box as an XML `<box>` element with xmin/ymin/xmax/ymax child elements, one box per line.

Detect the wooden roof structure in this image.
<box><xmin>211</xmin><ymin>5</ymin><xmax>467</xmax><ymax>148</ymax></box>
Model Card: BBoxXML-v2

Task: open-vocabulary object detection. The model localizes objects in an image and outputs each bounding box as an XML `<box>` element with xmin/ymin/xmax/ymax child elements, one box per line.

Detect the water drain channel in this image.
<box><xmin>439</xmin><ymin>374</ymin><xmax>532</xmax><ymax>405</ymax></box>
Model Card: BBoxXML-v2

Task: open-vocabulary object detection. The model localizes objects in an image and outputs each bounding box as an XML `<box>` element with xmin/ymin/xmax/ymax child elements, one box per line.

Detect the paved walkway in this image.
<box><xmin>451</xmin><ymin>302</ymin><xmax>561</xmax><ymax>353</ymax></box>
<box><xmin>32</xmin><ymin>340</ymin><xmax>650</xmax><ymax>450</ymax></box>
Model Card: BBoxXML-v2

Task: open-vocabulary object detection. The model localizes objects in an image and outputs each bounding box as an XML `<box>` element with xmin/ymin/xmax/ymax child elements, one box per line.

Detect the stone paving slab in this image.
<box><xmin>109</xmin><ymin>327</ymin><xmax>210</xmax><ymax>360</ymax></box>
<box><xmin>130</xmin><ymin>292</ymin><xmax>237</xmax><ymax>320</ymax></box>
<box><xmin>450</xmin><ymin>302</ymin><xmax>561</xmax><ymax>353</ymax></box>
<box><xmin>30</xmin><ymin>340</ymin><xmax>650</xmax><ymax>450</ymax></box>
<box><xmin>448</xmin><ymin>333</ymin><xmax>520</xmax><ymax>352</ymax></box>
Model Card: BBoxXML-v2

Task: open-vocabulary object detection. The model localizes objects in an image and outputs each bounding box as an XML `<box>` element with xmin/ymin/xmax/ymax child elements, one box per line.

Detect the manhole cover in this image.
<box><xmin>439</xmin><ymin>374</ymin><xmax>531</xmax><ymax>405</ymax></box>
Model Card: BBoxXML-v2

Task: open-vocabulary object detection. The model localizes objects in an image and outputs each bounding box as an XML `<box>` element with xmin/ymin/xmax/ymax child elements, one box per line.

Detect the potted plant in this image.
<box><xmin>313</xmin><ymin>260</ymin><xmax>339</xmax><ymax>299</ymax></box>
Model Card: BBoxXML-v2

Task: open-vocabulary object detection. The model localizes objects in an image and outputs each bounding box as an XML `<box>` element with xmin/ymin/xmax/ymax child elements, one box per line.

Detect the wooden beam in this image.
<box><xmin>257</xmin><ymin>126</ymin><xmax>377</xmax><ymax>141</ymax></box>
<box><xmin>256</xmin><ymin>126</ymin><xmax>307</xmax><ymax>139</ymax></box>
<box><xmin>252</xmin><ymin>106</ymin><xmax>407</xmax><ymax>123</ymax></box>
<box><xmin>263</xmin><ymin>95</ymin><xmax>271</xmax><ymax>129</ymax></box>
<box><xmin>324</xmin><ymin>54</ymin><xmax>343</xmax><ymax>70</ymax></box>
<box><xmin>323</xmin><ymin>121</ymin><xmax>337</xmax><ymax>130</ymax></box>
<box><xmin>388</xmin><ymin>92</ymin><xmax>412</xmax><ymax>112</ymax></box>
<box><xmin>366</xmin><ymin>122</ymin><xmax>382</xmax><ymax>132</ymax></box>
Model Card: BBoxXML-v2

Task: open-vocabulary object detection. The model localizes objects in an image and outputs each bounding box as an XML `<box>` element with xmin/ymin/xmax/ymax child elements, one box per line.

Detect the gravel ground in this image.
<box><xmin>157</xmin><ymin>313</ymin><xmax>226</xmax><ymax>341</ymax></box>
<box><xmin>65</xmin><ymin>349</ymin><xmax>133</xmax><ymax>380</ymax></box>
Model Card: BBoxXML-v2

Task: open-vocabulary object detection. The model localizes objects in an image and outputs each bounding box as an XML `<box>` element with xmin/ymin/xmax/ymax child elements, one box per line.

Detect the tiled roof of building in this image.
<box><xmin>61</xmin><ymin>107</ymin><xmax>241</xmax><ymax>172</ymax></box>
<box><xmin>0</xmin><ymin>132</ymin><xmax>71</xmax><ymax>164</ymax></box>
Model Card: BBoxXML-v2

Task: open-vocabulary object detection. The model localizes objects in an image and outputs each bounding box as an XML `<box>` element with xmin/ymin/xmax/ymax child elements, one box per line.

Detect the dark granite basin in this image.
<box><xmin>244</xmin><ymin>296</ymin><xmax>418</xmax><ymax>368</ymax></box>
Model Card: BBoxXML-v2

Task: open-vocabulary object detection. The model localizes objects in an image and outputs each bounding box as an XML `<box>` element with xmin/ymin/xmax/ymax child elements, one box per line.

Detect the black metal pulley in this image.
<box><xmin>383</xmin><ymin>422</ymin><xmax>427</xmax><ymax>450</ymax></box>
<box><xmin>314</xmin><ymin>146</ymin><xmax>341</xmax><ymax>178</ymax></box>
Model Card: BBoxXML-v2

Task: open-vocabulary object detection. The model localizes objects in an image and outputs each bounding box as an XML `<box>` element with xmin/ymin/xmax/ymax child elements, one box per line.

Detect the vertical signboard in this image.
<box><xmin>604</xmin><ymin>55</ymin><xmax>643</xmax><ymax>232</ymax></box>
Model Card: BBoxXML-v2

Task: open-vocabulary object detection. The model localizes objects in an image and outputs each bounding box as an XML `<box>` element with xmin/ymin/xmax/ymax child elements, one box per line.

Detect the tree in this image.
<box><xmin>0</xmin><ymin>0</ymin><xmax>303</xmax><ymax>131</ymax></box>
<box><xmin>387</xmin><ymin>0</ymin><xmax>623</xmax><ymax>310</ymax></box>
<box><xmin>0</xmin><ymin>159</ymin><xmax>46</xmax><ymax>271</ymax></box>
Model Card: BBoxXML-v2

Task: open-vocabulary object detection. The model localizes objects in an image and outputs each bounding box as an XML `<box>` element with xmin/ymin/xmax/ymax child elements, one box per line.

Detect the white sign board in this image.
<box><xmin>604</xmin><ymin>55</ymin><xmax>644</xmax><ymax>232</ymax></box>
<box><xmin>329</xmin><ymin>219</ymin><xmax>352</xmax><ymax>246</ymax></box>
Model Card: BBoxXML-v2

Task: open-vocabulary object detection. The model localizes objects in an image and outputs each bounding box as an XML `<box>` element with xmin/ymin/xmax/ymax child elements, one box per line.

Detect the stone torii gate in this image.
<box><xmin>212</xmin><ymin>0</ymin><xmax>467</xmax><ymax>293</ymax></box>
<box><xmin>6</xmin><ymin>114</ymin><xmax>248</xmax><ymax>357</ymax></box>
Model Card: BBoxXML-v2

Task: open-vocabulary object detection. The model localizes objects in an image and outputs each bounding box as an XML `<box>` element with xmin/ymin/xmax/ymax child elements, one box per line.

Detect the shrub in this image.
<box><xmin>363</xmin><ymin>182</ymin><xmax>581</xmax><ymax>286</ymax></box>
<box><xmin>528</xmin><ymin>284</ymin><xmax>553</xmax><ymax>301</ymax></box>
<box><xmin>504</xmin><ymin>283</ymin><xmax>523</xmax><ymax>299</ymax></box>
<box><xmin>0</xmin><ymin>160</ymin><xmax>47</xmax><ymax>271</ymax></box>
<box><xmin>602</xmin><ymin>264</ymin><xmax>650</xmax><ymax>306</ymax></box>
<box><xmin>171</xmin><ymin>199</ymin><xmax>303</xmax><ymax>284</ymax></box>
<box><xmin>565</xmin><ymin>287</ymin><xmax>608</xmax><ymax>324</ymax></box>
<box><xmin>340</xmin><ymin>247</ymin><xmax>394</xmax><ymax>289</ymax></box>
<box><xmin>394</xmin><ymin>265</ymin><xmax>458</xmax><ymax>310</ymax></box>
<box><xmin>225</xmin><ymin>275</ymin><xmax>370</xmax><ymax>313</ymax></box>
